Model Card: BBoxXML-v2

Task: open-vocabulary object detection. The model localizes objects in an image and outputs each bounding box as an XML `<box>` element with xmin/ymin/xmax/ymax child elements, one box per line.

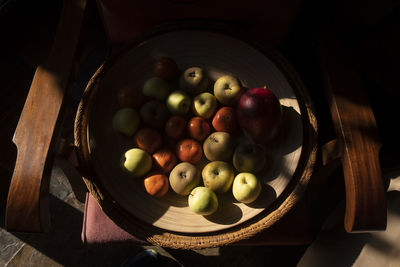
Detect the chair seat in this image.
<box><xmin>82</xmin><ymin>193</ymin><xmax>313</xmax><ymax>246</ymax></box>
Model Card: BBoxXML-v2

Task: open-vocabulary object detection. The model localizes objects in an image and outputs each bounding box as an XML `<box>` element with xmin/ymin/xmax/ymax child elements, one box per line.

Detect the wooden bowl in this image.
<box><xmin>74</xmin><ymin>28</ymin><xmax>318</xmax><ymax>248</ymax></box>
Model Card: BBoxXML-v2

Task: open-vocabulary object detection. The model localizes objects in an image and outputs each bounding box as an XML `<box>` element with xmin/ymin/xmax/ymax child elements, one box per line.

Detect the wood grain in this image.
<box><xmin>5</xmin><ymin>0</ymin><xmax>87</xmax><ymax>232</ymax></box>
<box><xmin>318</xmin><ymin>32</ymin><xmax>387</xmax><ymax>232</ymax></box>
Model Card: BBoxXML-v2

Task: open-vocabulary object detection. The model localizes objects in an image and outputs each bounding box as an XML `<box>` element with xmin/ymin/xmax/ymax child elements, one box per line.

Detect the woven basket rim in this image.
<box><xmin>74</xmin><ymin>24</ymin><xmax>318</xmax><ymax>249</ymax></box>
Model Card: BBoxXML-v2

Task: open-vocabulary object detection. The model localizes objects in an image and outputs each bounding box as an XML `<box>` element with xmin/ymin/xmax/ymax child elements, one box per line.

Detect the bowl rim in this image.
<box><xmin>74</xmin><ymin>23</ymin><xmax>318</xmax><ymax>249</ymax></box>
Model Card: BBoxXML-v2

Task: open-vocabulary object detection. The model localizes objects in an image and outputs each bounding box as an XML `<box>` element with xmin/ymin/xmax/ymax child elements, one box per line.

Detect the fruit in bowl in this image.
<box><xmin>212</xmin><ymin>106</ymin><xmax>237</xmax><ymax>134</ymax></box>
<box><xmin>142</xmin><ymin>77</ymin><xmax>170</xmax><ymax>101</ymax></box>
<box><xmin>188</xmin><ymin>117</ymin><xmax>211</xmax><ymax>142</ymax></box>
<box><xmin>232</xmin><ymin>173</ymin><xmax>262</xmax><ymax>204</ymax></box>
<box><xmin>176</xmin><ymin>139</ymin><xmax>203</xmax><ymax>164</ymax></box>
<box><xmin>134</xmin><ymin>128</ymin><xmax>162</xmax><ymax>154</ymax></box>
<box><xmin>166</xmin><ymin>90</ymin><xmax>191</xmax><ymax>115</ymax></box>
<box><xmin>154</xmin><ymin>57</ymin><xmax>180</xmax><ymax>81</ymax></box>
<box><xmin>237</xmin><ymin>86</ymin><xmax>282</xmax><ymax>144</ymax></box>
<box><xmin>192</xmin><ymin>92</ymin><xmax>217</xmax><ymax>119</ymax></box>
<box><xmin>202</xmin><ymin>161</ymin><xmax>235</xmax><ymax>194</ymax></box>
<box><xmin>140</xmin><ymin>100</ymin><xmax>169</xmax><ymax>129</ymax></box>
<box><xmin>144</xmin><ymin>173</ymin><xmax>169</xmax><ymax>198</ymax></box>
<box><xmin>179</xmin><ymin>67</ymin><xmax>209</xmax><ymax>95</ymax></box>
<box><xmin>117</xmin><ymin>85</ymin><xmax>146</xmax><ymax>109</ymax></box>
<box><xmin>165</xmin><ymin>115</ymin><xmax>186</xmax><ymax>140</ymax></box>
<box><xmin>213</xmin><ymin>75</ymin><xmax>242</xmax><ymax>106</ymax></box>
<box><xmin>203</xmin><ymin>132</ymin><xmax>234</xmax><ymax>161</ymax></box>
<box><xmin>152</xmin><ymin>149</ymin><xmax>177</xmax><ymax>173</ymax></box>
<box><xmin>112</xmin><ymin>108</ymin><xmax>140</xmax><ymax>136</ymax></box>
<box><xmin>169</xmin><ymin>162</ymin><xmax>201</xmax><ymax>196</ymax></box>
<box><xmin>121</xmin><ymin>148</ymin><xmax>152</xmax><ymax>177</ymax></box>
<box><xmin>188</xmin><ymin>186</ymin><xmax>218</xmax><ymax>215</ymax></box>
<box><xmin>233</xmin><ymin>143</ymin><xmax>266</xmax><ymax>173</ymax></box>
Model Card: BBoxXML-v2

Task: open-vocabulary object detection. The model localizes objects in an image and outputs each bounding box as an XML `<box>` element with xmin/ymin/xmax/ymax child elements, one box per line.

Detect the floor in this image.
<box><xmin>1</xmin><ymin>1</ymin><xmax>399</xmax><ymax>266</ymax></box>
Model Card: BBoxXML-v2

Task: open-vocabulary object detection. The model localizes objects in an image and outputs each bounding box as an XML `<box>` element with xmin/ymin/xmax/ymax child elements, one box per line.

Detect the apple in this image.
<box><xmin>212</xmin><ymin>106</ymin><xmax>237</xmax><ymax>134</ymax></box>
<box><xmin>188</xmin><ymin>187</ymin><xmax>218</xmax><ymax>215</ymax></box>
<box><xmin>233</xmin><ymin>143</ymin><xmax>266</xmax><ymax>173</ymax></box>
<box><xmin>165</xmin><ymin>115</ymin><xmax>186</xmax><ymax>140</ymax></box>
<box><xmin>188</xmin><ymin>117</ymin><xmax>211</xmax><ymax>142</ymax></box>
<box><xmin>203</xmin><ymin>132</ymin><xmax>234</xmax><ymax>161</ymax></box>
<box><xmin>113</xmin><ymin>108</ymin><xmax>140</xmax><ymax>136</ymax></box>
<box><xmin>120</xmin><ymin>148</ymin><xmax>152</xmax><ymax>177</ymax></box>
<box><xmin>134</xmin><ymin>128</ymin><xmax>162</xmax><ymax>154</ymax></box>
<box><xmin>144</xmin><ymin>173</ymin><xmax>169</xmax><ymax>198</ymax></box>
<box><xmin>154</xmin><ymin>57</ymin><xmax>180</xmax><ymax>81</ymax></box>
<box><xmin>192</xmin><ymin>92</ymin><xmax>217</xmax><ymax>119</ymax></box>
<box><xmin>232</xmin><ymin>173</ymin><xmax>262</xmax><ymax>204</ymax></box>
<box><xmin>166</xmin><ymin>90</ymin><xmax>191</xmax><ymax>115</ymax></box>
<box><xmin>202</xmin><ymin>161</ymin><xmax>235</xmax><ymax>194</ymax></box>
<box><xmin>139</xmin><ymin>100</ymin><xmax>169</xmax><ymax>129</ymax></box>
<box><xmin>237</xmin><ymin>86</ymin><xmax>282</xmax><ymax>144</ymax></box>
<box><xmin>179</xmin><ymin>67</ymin><xmax>209</xmax><ymax>95</ymax></box>
<box><xmin>213</xmin><ymin>75</ymin><xmax>242</xmax><ymax>105</ymax></box>
<box><xmin>117</xmin><ymin>85</ymin><xmax>146</xmax><ymax>108</ymax></box>
<box><xmin>142</xmin><ymin>77</ymin><xmax>170</xmax><ymax>101</ymax></box>
<box><xmin>176</xmin><ymin>139</ymin><xmax>203</xmax><ymax>164</ymax></box>
<box><xmin>169</xmin><ymin>162</ymin><xmax>201</xmax><ymax>196</ymax></box>
<box><xmin>152</xmin><ymin>149</ymin><xmax>177</xmax><ymax>173</ymax></box>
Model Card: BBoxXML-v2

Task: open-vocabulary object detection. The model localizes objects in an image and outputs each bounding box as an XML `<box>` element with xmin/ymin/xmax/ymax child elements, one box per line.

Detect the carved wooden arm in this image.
<box><xmin>317</xmin><ymin>32</ymin><xmax>387</xmax><ymax>232</ymax></box>
<box><xmin>5</xmin><ymin>0</ymin><xmax>88</xmax><ymax>232</ymax></box>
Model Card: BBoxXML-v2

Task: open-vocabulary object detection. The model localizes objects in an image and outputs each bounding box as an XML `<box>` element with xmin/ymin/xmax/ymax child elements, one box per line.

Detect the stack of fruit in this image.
<box><xmin>112</xmin><ymin>56</ymin><xmax>283</xmax><ymax>216</ymax></box>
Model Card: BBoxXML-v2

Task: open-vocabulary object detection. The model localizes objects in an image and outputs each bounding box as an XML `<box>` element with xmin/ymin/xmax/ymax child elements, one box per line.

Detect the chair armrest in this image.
<box><xmin>317</xmin><ymin>32</ymin><xmax>387</xmax><ymax>232</ymax></box>
<box><xmin>5</xmin><ymin>0</ymin><xmax>88</xmax><ymax>232</ymax></box>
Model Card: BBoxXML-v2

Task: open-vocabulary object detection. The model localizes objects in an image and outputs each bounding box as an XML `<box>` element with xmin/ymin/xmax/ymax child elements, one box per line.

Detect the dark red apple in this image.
<box><xmin>154</xmin><ymin>57</ymin><xmax>180</xmax><ymax>81</ymax></box>
<box><xmin>236</xmin><ymin>87</ymin><xmax>282</xmax><ymax>144</ymax></box>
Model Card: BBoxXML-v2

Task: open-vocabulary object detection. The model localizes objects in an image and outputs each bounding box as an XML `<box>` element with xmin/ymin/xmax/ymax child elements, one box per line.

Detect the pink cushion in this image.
<box><xmin>82</xmin><ymin>193</ymin><xmax>312</xmax><ymax>245</ymax></box>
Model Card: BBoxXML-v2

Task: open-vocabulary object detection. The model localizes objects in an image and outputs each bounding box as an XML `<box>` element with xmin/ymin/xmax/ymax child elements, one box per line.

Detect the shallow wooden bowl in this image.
<box><xmin>75</xmin><ymin>28</ymin><xmax>318</xmax><ymax>248</ymax></box>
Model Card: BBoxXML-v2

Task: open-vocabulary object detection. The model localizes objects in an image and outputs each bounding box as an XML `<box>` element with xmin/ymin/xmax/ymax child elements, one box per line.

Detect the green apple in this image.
<box><xmin>179</xmin><ymin>67</ymin><xmax>209</xmax><ymax>95</ymax></box>
<box><xmin>203</xmin><ymin>132</ymin><xmax>234</xmax><ymax>161</ymax></box>
<box><xmin>188</xmin><ymin>186</ymin><xmax>218</xmax><ymax>215</ymax></box>
<box><xmin>233</xmin><ymin>143</ymin><xmax>266</xmax><ymax>173</ymax></box>
<box><xmin>169</xmin><ymin>162</ymin><xmax>200</xmax><ymax>196</ymax></box>
<box><xmin>213</xmin><ymin>75</ymin><xmax>242</xmax><ymax>105</ymax></box>
<box><xmin>142</xmin><ymin>77</ymin><xmax>170</xmax><ymax>101</ymax></box>
<box><xmin>139</xmin><ymin>100</ymin><xmax>169</xmax><ymax>129</ymax></box>
<box><xmin>120</xmin><ymin>148</ymin><xmax>152</xmax><ymax>177</ymax></box>
<box><xmin>232</xmin><ymin>173</ymin><xmax>262</xmax><ymax>203</ymax></box>
<box><xmin>202</xmin><ymin>161</ymin><xmax>235</xmax><ymax>194</ymax></box>
<box><xmin>192</xmin><ymin>92</ymin><xmax>217</xmax><ymax>119</ymax></box>
<box><xmin>113</xmin><ymin>108</ymin><xmax>140</xmax><ymax>136</ymax></box>
<box><xmin>166</xmin><ymin>90</ymin><xmax>191</xmax><ymax>115</ymax></box>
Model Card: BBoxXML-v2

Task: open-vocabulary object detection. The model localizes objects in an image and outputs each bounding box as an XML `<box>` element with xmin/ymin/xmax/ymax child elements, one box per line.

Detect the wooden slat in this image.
<box><xmin>6</xmin><ymin>0</ymin><xmax>87</xmax><ymax>232</ymax></box>
<box><xmin>318</xmin><ymin>32</ymin><xmax>387</xmax><ymax>232</ymax></box>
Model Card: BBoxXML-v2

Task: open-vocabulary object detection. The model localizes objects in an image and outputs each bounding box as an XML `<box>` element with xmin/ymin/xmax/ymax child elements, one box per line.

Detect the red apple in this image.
<box><xmin>236</xmin><ymin>87</ymin><xmax>282</xmax><ymax>144</ymax></box>
<box><xmin>212</xmin><ymin>107</ymin><xmax>237</xmax><ymax>134</ymax></box>
<box><xmin>165</xmin><ymin>116</ymin><xmax>186</xmax><ymax>140</ymax></box>
<box><xmin>117</xmin><ymin>85</ymin><xmax>146</xmax><ymax>108</ymax></box>
<box><xmin>134</xmin><ymin>128</ymin><xmax>162</xmax><ymax>153</ymax></box>
<box><xmin>176</xmin><ymin>139</ymin><xmax>203</xmax><ymax>164</ymax></box>
<box><xmin>154</xmin><ymin>57</ymin><xmax>180</xmax><ymax>81</ymax></box>
<box><xmin>152</xmin><ymin>149</ymin><xmax>177</xmax><ymax>173</ymax></box>
<box><xmin>188</xmin><ymin>117</ymin><xmax>211</xmax><ymax>141</ymax></box>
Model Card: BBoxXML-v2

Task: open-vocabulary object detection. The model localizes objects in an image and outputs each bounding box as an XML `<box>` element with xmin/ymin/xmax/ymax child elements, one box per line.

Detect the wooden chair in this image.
<box><xmin>5</xmin><ymin>0</ymin><xmax>387</xmax><ymax>248</ymax></box>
